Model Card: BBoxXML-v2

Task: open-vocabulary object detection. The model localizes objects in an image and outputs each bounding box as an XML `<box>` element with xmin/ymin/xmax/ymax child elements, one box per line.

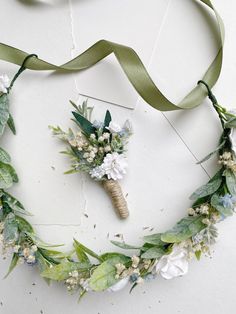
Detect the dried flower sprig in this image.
<box><xmin>50</xmin><ymin>100</ymin><xmax>132</xmax><ymax>219</ymax></box>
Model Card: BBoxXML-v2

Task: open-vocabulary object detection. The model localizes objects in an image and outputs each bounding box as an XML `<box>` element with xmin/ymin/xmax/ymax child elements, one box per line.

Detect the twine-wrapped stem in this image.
<box><xmin>102</xmin><ymin>179</ymin><xmax>129</xmax><ymax>219</ymax></box>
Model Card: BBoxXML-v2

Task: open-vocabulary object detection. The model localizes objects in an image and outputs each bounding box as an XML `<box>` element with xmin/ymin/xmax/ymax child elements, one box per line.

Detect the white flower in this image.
<box><xmin>103</xmin><ymin>132</ymin><xmax>110</xmax><ymax>140</ymax></box>
<box><xmin>107</xmin><ymin>121</ymin><xmax>122</xmax><ymax>133</ymax></box>
<box><xmin>155</xmin><ymin>245</ymin><xmax>189</xmax><ymax>280</ymax></box>
<box><xmin>102</xmin><ymin>153</ymin><xmax>127</xmax><ymax>180</ymax></box>
<box><xmin>98</xmin><ymin>136</ymin><xmax>104</xmax><ymax>142</ymax></box>
<box><xmin>107</xmin><ymin>277</ymin><xmax>129</xmax><ymax>292</ymax></box>
<box><xmin>0</xmin><ymin>74</ymin><xmax>10</xmax><ymax>94</ymax></box>
<box><xmin>104</xmin><ymin>145</ymin><xmax>111</xmax><ymax>153</ymax></box>
<box><xmin>89</xmin><ymin>165</ymin><xmax>105</xmax><ymax>180</ymax></box>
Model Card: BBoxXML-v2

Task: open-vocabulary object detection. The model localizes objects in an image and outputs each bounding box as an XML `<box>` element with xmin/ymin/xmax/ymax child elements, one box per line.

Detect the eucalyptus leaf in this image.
<box><xmin>224</xmin><ymin>169</ymin><xmax>236</xmax><ymax>196</ymax></box>
<box><xmin>196</xmin><ymin>140</ymin><xmax>226</xmax><ymax>164</ymax></box>
<box><xmin>0</xmin><ymin>147</ymin><xmax>11</xmax><ymax>164</ymax></box>
<box><xmin>143</xmin><ymin>233</ymin><xmax>166</xmax><ymax>246</ymax></box>
<box><xmin>190</xmin><ymin>177</ymin><xmax>222</xmax><ymax>201</ymax></box>
<box><xmin>211</xmin><ymin>193</ymin><xmax>234</xmax><ymax>217</ymax></box>
<box><xmin>0</xmin><ymin>163</ymin><xmax>19</xmax><ymax>183</ymax></box>
<box><xmin>100</xmin><ymin>252</ymin><xmax>129</xmax><ymax>261</ymax></box>
<box><xmin>0</xmin><ymin>166</ymin><xmax>13</xmax><ymax>189</ymax></box>
<box><xmin>141</xmin><ymin>247</ymin><xmax>166</xmax><ymax>259</ymax></box>
<box><xmin>3</xmin><ymin>213</ymin><xmax>19</xmax><ymax>244</ymax></box>
<box><xmin>16</xmin><ymin>216</ymin><xmax>34</xmax><ymax>233</ymax></box>
<box><xmin>4</xmin><ymin>253</ymin><xmax>19</xmax><ymax>278</ymax></box>
<box><xmin>7</xmin><ymin>113</ymin><xmax>16</xmax><ymax>135</ymax></box>
<box><xmin>41</xmin><ymin>261</ymin><xmax>90</xmax><ymax>281</ymax></box>
<box><xmin>111</xmin><ymin>240</ymin><xmax>140</xmax><ymax>250</ymax></box>
<box><xmin>0</xmin><ymin>94</ymin><xmax>10</xmax><ymax>137</ymax></box>
<box><xmin>89</xmin><ymin>255</ymin><xmax>130</xmax><ymax>291</ymax></box>
<box><xmin>161</xmin><ymin>216</ymin><xmax>206</xmax><ymax>243</ymax></box>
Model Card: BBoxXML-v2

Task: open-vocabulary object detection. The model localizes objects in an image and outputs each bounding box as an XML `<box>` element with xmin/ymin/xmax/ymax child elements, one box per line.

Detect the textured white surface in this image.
<box><xmin>0</xmin><ymin>0</ymin><xmax>236</xmax><ymax>313</ymax></box>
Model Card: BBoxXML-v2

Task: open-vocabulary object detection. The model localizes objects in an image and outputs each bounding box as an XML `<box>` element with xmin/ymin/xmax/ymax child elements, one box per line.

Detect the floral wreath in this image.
<box><xmin>1</xmin><ymin>57</ymin><xmax>236</xmax><ymax>299</ymax></box>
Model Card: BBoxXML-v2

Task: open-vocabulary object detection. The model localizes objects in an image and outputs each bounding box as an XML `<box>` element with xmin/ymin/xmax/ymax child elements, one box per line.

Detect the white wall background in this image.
<box><xmin>0</xmin><ymin>0</ymin><xmax>236</xmax><ymax>313</ymax></box>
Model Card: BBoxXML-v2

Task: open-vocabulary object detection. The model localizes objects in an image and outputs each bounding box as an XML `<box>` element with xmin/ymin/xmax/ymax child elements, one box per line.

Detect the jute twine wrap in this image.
<box><xmin>102</xmin><ymin>179</ymin><xmax>129</xmax><ymax>219</ymax></box>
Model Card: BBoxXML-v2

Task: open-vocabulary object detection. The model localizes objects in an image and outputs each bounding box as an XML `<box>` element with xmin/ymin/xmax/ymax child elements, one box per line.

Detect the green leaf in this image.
<box><xmin>73</xmin><ymin>239</ymin><xmax>102</xmax><ymax>261</ymax></box>
<box><xmin>141</xmin><ymin>247</ymin><xmax>166</xmax><ymax>259</ymax></box>
<box><xmin>16</xmin><ymin>216</ymin><xmax>34</xmax><ymax>233</ymax></box>
<box><xmin>73</xmin><ymin>239</ymin><xmax>90</xmax><ymax>263</ymax></box>
<box><xmin>72</xmin><ymin>111</ymin><xmax>94</xmax><ymax>135</ymax></box>
<box><xmin>161</xmin><ymin>216</ymin><xmax>206</xmax><ymax>243</ymax></box>
<box><xmin>100</xmin><ymin>252</ymin><xmax>129</xmax><ymax>261</ymax></box>
<box><xmin>224</xmin><ymin>169</ymin><xmax>236</xmax><ymax>196</ymax></box>
<box><xmin>197</xmin><ymin>140</ymin><xmax>226</xmax><ymax>164</ymax></box>
<box><xmin>4</xmin><ymin>253</ymin><xmax>19</xmax><ymax>278</ymax></box>
<box><xmin>190</xmin><ymin>177</ymin><xmax>222</xmax><ymax>201</ymax></box>
<box><xmin>104</xmin><ymin>110</ymin><xmax>112</xmax><ymax>128</ymax></box>
<box><xmin>211</xmin><ymin>193</ymin><xmax>233</xmax><ymax>217</ymax></box>
<box><xmin>89</xmin><ymin>255</ymin><xmax>130</xmax><ymax>291</ymax></box>
<box><xmin>7</xmin><ymin>113</ymin><xmax>16</xmax><ymax>135</ymax></box>
<box><xmin>3</xmin><ymin>213</ymin><xmax>19</xmax><ymax>244</ymax></box>
<box><xmin>0</xmin><ymin>162</ymin><xmax>18</xmax><ymax>183</ymax></box>
<box><xmin>0</xmin><ymin>94</ymin><xmax>10</xmax><ymax>137</ymax></box>
<box><xmin>0</xmin><ymin>166</ymin><xmax>13</xmax><ymax>189</ymax></box>
<box><xmin>143</xmin><ymin>233</ymin><xmax>166</xmax><ymax>246</ymax></box>
<box><xmin>0</xmin><ymin>147</ymin><xmax>11</xmax><ymax>164</ymax></box>
<box><xmin>41</xmin><ymin>261</ymin><xmax>90</xmax><ymax>281</ymax></box>
<box><xmin>111</xmin><ymin>241</ymin><xmax>140</xmax><ymax>250</ymax></box>
<box><xmin>195</xmin><ymin>250</ymin><xmax>202</xmax><ymax>261</ymax></box>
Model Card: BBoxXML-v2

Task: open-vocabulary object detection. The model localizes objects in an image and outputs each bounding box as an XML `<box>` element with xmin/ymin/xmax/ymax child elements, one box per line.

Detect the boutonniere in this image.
<box><xmin>50</xmin><ymin>100</ymin><xmax>132</xmax><ymax>218</ymax></box>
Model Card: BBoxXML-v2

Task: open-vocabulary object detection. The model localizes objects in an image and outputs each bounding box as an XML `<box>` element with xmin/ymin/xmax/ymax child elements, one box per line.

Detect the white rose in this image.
<box><xmin>107</xmin><ymin>121</ymin><xmax>122</xmax><ymax>133</ymax></box>
<box><xmin>102</xmin><ymin>152</ymin><xmax>127</xmax><ymax>180</ymax></box>
<box><xmin>155</xmin><ymin>245</ymin><xmax>189</xmax><ymax>280</ymax></box>
<box><xmin>0</xmin><ymin>74</ymin><xmax>10</xmax><ymax>94</ymax></box>
<box><xmin>107</xmin><ymin>277</ymin><xmax>129</xmax><ymax>292</ymax></box>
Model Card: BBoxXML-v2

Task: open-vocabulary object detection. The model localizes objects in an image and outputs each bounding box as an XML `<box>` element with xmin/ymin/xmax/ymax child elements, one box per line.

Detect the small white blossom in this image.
<box><xmin>107</xmin><ymin>121</ymin><xmax>122</xmax><ymax>133</ymax></box>
<box><xmin>103</xmin><ymin>132</ymin><xmax>110</xmax><ymax>140</ymax></box>
<box><xmin>98</xmin><ymin>136</ymin><xmax>104</xmax><ymax>142</ymax></box>
<box><xmin>89</xmin><ymin>151</ymin><xmax>96</xmax><ymax>158</ymax></box>
<box><xmin>155</xmin><ymin>245</ymin><xmax>189</xmax><ymax>280</ymax></box>
<box><xmin>102</xmin><ymin>153</ymin><xmax>127</xmax><ymax>180</ymax></box>
<box><xmin>90</xmin><ymin>134</ymin><xmax>96</xmax><ymax>140</ymax></box>
<box><xmin>83</xmin><ymin>152</ymin><xmax>89</xmax><ymax>159</ymax></box>
<box><xmin>31</xmin><ymin>245</ymin><xmax>38</xmax><ymax>252</ymax></box>
<box><xmin>0</xmin><ymin>74</ymin><xmax>10</xmax><ymax>94</ymax></box>
<box><xmin>187</xmin><ymin>208</ymin><xmax>196</xmax><ymax>216</ymax></box>
<box><xmin>89</xmin><ymin>166</ymin><xmax>105</xmax><ymax>180</ymax></box>
<box><xmin>202</xmin><ymin>218</ymin><xmax>211</xmax><ymax>225</ymax></box>
<box><xmin>200</xmin><ymin>205</ymin><xmax>209</xmax><ymax>215</ymax></box>
<box><xmin>104</xmin><ymin>145</ymin><xmax>111</xmax><ymax>153</ymax></box>
<box><xmin>131</xmin><ymin>255</ymin><xmax>140</xmax><ymax>268</ymax></box>
<box><xmin>13</xmin><ymin>245</ymin><xmax>21</xmax><ymax>253</ymax></box>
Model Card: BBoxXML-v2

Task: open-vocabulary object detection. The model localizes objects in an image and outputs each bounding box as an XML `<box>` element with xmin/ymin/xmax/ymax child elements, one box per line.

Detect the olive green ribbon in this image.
<box><xmin>0</xmin><ymin>0</ymin><xmax>224</xmax><ymax>112</ymax></box>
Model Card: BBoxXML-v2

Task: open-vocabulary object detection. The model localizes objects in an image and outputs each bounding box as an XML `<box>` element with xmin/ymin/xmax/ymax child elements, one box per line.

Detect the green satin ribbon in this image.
<box><xmin>0</xmin><ymin>0</ymin><xmax>224</xmax><ymax>111</ymax></box>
